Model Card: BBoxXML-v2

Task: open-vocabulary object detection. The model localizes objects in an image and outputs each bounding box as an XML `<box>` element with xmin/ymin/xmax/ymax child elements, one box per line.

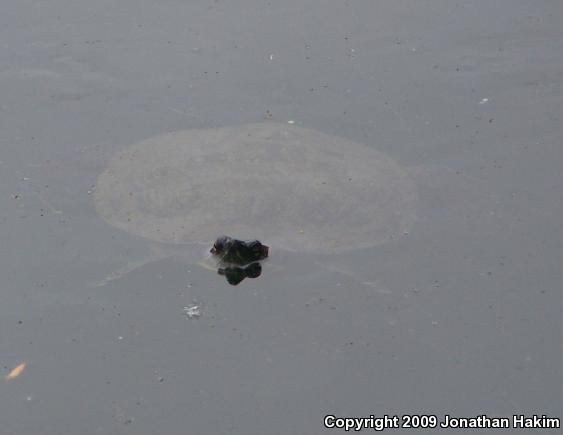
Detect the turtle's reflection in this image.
<box><xmin>217</xmin><ymin>262</ymin><xmax>262</xmax><ymax>286</ymax></box>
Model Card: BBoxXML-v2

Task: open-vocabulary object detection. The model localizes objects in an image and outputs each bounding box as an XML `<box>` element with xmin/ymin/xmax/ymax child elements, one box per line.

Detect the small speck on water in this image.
<box><xmin>479</xmin><ymin>97</ymin><xmax>489</xmax><ymax>104</ymax></box>
<box><xmin>5</xmin><ymin>362</ymin><xmax>27</xmax><ymax>381</ymax></box>
<box><xmin>287</xmin><ymin>120</ymin><xmax>295</xmax><ymax>124</ymax></box>
<box><xmin>184</xmin><ymin>304</ymin><xmax>201</xmax><ymax>319</ymax></box>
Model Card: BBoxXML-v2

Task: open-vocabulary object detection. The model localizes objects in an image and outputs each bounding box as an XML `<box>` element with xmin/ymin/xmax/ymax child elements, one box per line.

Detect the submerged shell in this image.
<box><xmin>95</xmin><ymin>122</ymin><xmax>417</xmax><ymax>254</ymax></box>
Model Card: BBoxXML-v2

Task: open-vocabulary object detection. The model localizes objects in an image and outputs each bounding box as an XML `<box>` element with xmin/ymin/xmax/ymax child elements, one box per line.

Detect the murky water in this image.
<box><xmin>1</xmin><ymin>1</ymin><xmax>562</xmax><ymax>434</ymax></box>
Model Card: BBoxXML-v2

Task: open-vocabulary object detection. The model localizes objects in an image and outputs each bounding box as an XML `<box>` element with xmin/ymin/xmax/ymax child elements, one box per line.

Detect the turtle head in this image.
<box><xmin>210</xmin><ymin>235</ymin><xmax>234</xmax><ymax>255</ymax></box>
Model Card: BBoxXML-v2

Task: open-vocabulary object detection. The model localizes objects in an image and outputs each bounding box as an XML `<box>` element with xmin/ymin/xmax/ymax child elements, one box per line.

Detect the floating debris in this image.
<box><xmin>5</xmin><ymin>362</ymin><xmax>26</xmax><ymax>381</ymax></box>
<box><xmin>183</xmin><ymin>304</ymin><xmax>201</xmax><ymax>319</ymax></box>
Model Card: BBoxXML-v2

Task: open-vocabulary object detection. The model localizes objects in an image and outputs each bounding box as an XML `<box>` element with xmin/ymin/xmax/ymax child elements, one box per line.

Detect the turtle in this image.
<box><xmin>210</xmin><ymin>236</ymin><xmax>269</xmax><ymax>266</ymax></box>
<box><xmin>92</xmin><ymin>122</ymin><xmax>489</xmax><ymax>287</ymax></box>
<box><xmin>209</xmin><ymin>236</ymin><xmax>269</xmax><ymax>286</ymax></box>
